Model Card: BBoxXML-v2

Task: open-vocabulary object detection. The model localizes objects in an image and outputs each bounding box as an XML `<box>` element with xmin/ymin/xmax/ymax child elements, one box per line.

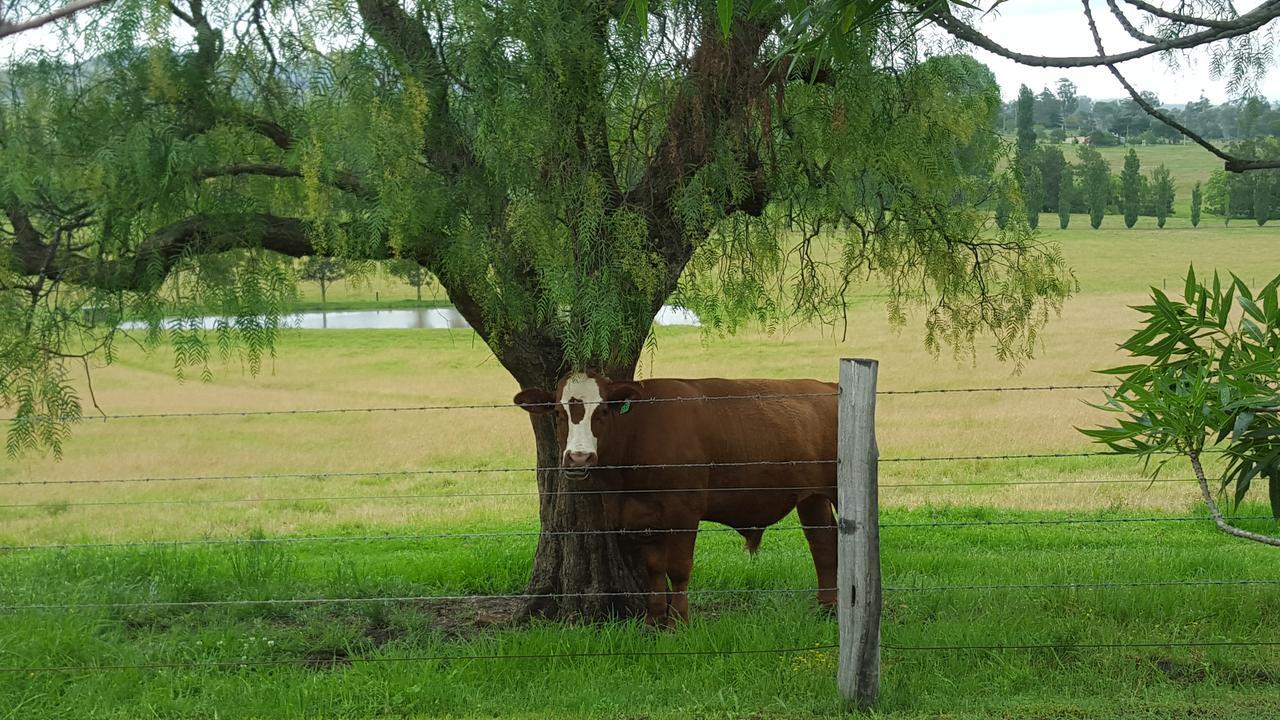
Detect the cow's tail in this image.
<box><xmin>739</xmin><ymin>527</ymin><xmax>764</xmax><ymax>555</ymax></box>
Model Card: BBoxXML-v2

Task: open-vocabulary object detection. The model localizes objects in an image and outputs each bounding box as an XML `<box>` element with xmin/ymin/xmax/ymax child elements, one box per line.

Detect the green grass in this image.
<box><xmin>5</xmin><ymin>224</ymin><xmax>1280</xmax><ymax>717</ymax></box>
<box><xmin>2</xmin><ymin>507</ymin><xmax>1279</xmax><ymax>719</ymax></box>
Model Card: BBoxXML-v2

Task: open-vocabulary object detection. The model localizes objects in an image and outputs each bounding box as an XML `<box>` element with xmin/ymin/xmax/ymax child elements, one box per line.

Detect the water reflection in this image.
<box><xmin>120</xmin><ymin>305</ymin><xmax>700</xmax><ymax>331</ymax></box>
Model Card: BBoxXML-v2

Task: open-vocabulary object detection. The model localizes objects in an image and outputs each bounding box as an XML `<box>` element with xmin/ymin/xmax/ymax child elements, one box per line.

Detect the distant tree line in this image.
<box><xmin>1004</xmin><ymin>85</ymin><xmax>1184</xmax><ymax>230</ymax></box>
<box><xmin>1000</xmin><ymin>79</ymin><xmax>1280</xmax><ymax>146</ymax></box>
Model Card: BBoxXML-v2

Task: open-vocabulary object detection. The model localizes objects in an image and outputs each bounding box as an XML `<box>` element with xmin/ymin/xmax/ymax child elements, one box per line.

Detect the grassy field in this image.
<box><xmin>3</xmin><ymin>220</ymin><xmax>1280</xmax><ymax>718</ymax></box>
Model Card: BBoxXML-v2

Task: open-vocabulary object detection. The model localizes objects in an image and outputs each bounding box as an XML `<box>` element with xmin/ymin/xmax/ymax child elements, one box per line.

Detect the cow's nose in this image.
<box><xmin>565</xmin><ymin>451</ymin><xmax>597</xmax><ymax>468</ymax></box>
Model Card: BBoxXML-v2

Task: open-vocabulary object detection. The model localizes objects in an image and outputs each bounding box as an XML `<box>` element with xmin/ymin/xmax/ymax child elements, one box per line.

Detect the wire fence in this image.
<box><xmin>2</xmin><ymin>381</ymin><xmax>1276</xmax><ymax>680</ymax></box>
<box><xmin>1</xmin><ymin>383</ymin><xmax>1118</xmax><ymax>423</ymax></box>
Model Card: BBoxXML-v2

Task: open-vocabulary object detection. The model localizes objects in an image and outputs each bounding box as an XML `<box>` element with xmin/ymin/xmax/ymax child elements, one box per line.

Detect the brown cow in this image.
<box><xmin>514</xmin><ymin>372</ymin><xmax>838</xmax><ymax>626</ymax></box>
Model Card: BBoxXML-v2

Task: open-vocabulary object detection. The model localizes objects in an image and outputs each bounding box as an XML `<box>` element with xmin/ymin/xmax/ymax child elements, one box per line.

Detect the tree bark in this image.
<box><xmin>521</xmin><ymin>412</ymin><xmax>646</xmax><ymax>621</ymax></box>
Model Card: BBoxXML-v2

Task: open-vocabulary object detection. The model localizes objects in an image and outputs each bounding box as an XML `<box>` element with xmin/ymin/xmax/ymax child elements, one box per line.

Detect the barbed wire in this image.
<box><xmin>884</xmin><ymin>578</ymin><xmax>1280</xmax><ymax>592</ymax></box>
<box><xmin>0</xmin><ymin>477</ymin><xmax>1204</xmax><ymax>511</ymax></box>
<box><xmin>0</xmin><ymin>384</ymin><xmax>1120</xmax><ymax>423</ymax></box>
<box><xmin>0</xmin><ymin>449</ymin><xmax>1167</xmax><ymax>487</ymax></box>
<box><xmin>0</xmin><ymin>587</ymin><xmax>837</xmax><ymax>613</ymax></box>
<box><xmin>885</xmin><ymin>639</ymin><xmax>1280</xmax><ymax>652</ymax></box>
<box><xmin>880</xmin><ymin>515</ymin><xmax>1274</xmax><ymax>529</ymax></box>
<box><xmin>0</xmin><ymin>644</ymin><xmax>842</xmax><ymax>674</ymax></box>
<box><xmin>6</xmin><ymin>515</ymin><xmax>1274</xmax><ymax>553</ymax></box>
<box><xmin>0</xmin><ymin>459</ymin><xmax>836</xmax><ymax>487</ymax></box>
<box><xmin>2</xmin><ymin>392</ymin><xmax>841</xmax><ymax>423</ymax></box>
<box><xmin>6</xmin><ymin>576</ymin><xmax>1277</xmax><ymax>614</ymax></box>
<box><xmin>0</xmin><ymin>524</ymin><xmax>837</xmax><ymax>553</ymax></box>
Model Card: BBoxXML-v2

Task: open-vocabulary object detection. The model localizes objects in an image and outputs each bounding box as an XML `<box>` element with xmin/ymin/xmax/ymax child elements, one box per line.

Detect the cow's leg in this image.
<box><xmin>796</xmin><ymin>495</ymin><xmax>838</xmax><ymax>608</ymax></box>
<box><xmin>664</xmin><ymin>527</ymin><xmax>698</xmax><ymax>624</ymax></box>
<box><xmin>637</xmin><ymin>540</ymin><xmax>670</xmax><ymax>626</ymax></box>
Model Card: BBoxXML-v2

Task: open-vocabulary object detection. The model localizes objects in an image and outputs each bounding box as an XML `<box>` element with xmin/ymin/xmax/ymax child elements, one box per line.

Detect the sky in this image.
<box><xmin>954</xmin><ymin>0</ymin><xmax>1280</xmax><ymax>104</ymax></box>
<box><xmin>3</xmin><ymin>1</ymin><xmax>1278</xmax><ymax>105</ymax></box>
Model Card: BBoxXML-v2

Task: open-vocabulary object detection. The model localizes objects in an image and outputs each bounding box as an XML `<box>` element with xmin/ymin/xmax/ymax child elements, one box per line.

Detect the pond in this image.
<box><xmin>119</xmin><ymin>305</ymin><xmax>701</xmax><ymax>331</ymax></box>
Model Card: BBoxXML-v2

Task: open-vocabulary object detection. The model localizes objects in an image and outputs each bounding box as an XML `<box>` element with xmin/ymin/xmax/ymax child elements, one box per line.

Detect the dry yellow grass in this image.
<box><xmin>2</xmin><ymin>226</ymin><xmax>1279</xmax><ymax>541</ymax></box>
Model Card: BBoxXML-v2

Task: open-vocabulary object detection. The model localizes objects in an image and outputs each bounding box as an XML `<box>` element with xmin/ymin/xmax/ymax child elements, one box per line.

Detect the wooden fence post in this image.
<box><xmin>837</xmin><ymin>358</ymin><xmax>881</xmax><ymax>708</ymax></box>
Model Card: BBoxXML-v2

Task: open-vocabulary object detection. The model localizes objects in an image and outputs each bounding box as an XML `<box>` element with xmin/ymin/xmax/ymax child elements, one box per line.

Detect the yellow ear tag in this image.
<box><xmin>619</xmin><ymin>400</ymin><xmax>631</xmax><ymax>415</ymax></box>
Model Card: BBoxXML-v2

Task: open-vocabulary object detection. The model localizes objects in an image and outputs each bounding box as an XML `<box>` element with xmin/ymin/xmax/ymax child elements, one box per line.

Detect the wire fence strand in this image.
<box><xmin>0</xmin><ymin>477</ymin><xmax>1206</xmax><ymax>511</ymax></box>
<box><xmin>0</xmin><ymin>460</ymin><xmax>836</xmax><ymax>487</ymax></box>
<box><xmin>884</xmin><ymin>578</ymin><xmax>1280</xmax><ymax>593</ymax></box>
<box><xmin>5</xmin><ymin>515</ymin><xmax>1276</xmax><ymax>553</ymax></box>
<box><xmin>0</xmin><ymin>644</ymin><xmax>842</xmax><ymax>674</ymax></box>
<box><xmin>884</xmin><ymin>639</ymin><xmax>1280</xmax><ymax>652</ymax></box>
<box><xmin>0</xmin><ymin>449</ymin><xmax>1167</xmax><ymax>487</ymax></box>
<box><xmin>0</xmin><ymin>587</ymin><xmax>835</xmax><ymax>613</ymax></box>
<box><xmin>1</xmin><ymin>383</ymin><xmax>1120</xmax><ymax>424</ymax></box>
<box><xmin>0</xmin><ymin>524</ymin><xmax>838</xmax><ymax>553</ymax></box>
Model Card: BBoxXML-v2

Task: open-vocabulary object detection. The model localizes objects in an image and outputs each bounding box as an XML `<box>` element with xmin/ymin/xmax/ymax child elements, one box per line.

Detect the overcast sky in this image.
<box><xmin>957</xmin><ymin>0</ymin><xmax>1280</xmax><ymax>104</ymax></box>
<box><xmin>3</xmin><ymin>1</ymin><xmax>1278</xmax><ymax>105</ymax></box>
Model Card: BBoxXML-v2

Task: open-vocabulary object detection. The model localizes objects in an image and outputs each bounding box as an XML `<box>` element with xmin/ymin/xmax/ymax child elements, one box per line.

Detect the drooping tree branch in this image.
<box><xmin>1081</xmin><ymin>0</ymin><xmax>1280</xmax><ymax>172</ymax></box>
<box><xmin>1104</xmin><ymin>0</ymin><xmax>1163</xmax><ymax>44</ymax></box>
<box><xmin>927</xmin><ymin>0</ymin><xmax>1280</xmax><ymax>68</ymax></box>
<box><xmin>195</xmin><ymin>163</ymin><xmax>372</xmax><ymax>198</ymax></box>
<box><xmin>1119</xmin><ymin>0</ymin><xmax>1240</xmax><ymax>29</ymax></box>
<box><xmin>0</xmin><ymin>0</ymin><xmax>114</xmax><ymax>38</ymax></box>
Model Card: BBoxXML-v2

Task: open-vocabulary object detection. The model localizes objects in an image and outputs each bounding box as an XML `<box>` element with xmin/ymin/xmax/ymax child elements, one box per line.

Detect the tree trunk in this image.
<box><xmin>489</xmin><ymin>331</ymin><xmax>649</xmax><ymax>622</ymax></box>
<box><xmin>521</xmin><ymin>412</ymin><xmax>647</xmax><ymax>621</ymax></box>
<box><xmin>320</xmin><ymin>277</ymin><xmax>327</xmax><ymax>304</ymax></box>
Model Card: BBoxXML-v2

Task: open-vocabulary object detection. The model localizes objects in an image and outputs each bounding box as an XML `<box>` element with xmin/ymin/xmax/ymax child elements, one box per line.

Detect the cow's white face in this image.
<box><xmin>560</xmin><ymin>373</ymin><xmax>604</xmax><ymax>468</ymax></box>
<box><xmin>513</xmin><ymin>372</ymin><xmax>642</xmax><ymax>476</ymax></box>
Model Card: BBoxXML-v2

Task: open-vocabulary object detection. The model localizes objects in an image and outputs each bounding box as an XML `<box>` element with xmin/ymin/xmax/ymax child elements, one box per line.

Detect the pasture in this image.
<box><xmin>2</xmin><ymin>220</ymin><xmax>1280</xmax><ymax>718</ymax></box>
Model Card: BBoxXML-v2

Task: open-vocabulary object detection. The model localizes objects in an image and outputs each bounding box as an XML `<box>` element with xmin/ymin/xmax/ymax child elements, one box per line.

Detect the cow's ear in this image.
<box><xmin>513</xmin><ymin>388</ymin><xmax>556</xmax><ymax>414</ymax></box>
<box><xmin>605</xmin><ymin>382</ymin><xmax>641</xmax><ymax>413</ymax></box>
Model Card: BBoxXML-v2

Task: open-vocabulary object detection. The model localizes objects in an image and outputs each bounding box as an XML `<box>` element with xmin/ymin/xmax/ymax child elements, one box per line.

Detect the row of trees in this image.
<box><xmin>1204</xmin><ymin>139</ymin><xmax>1280</xmax><ymax>226</ymax></box>
<box><xmin>299</xmin><ymin>258</ymin><xmax>433</xmax><ymax>304</ymax></box>
<box><xmin>1001</xmin><ymin>79</ymin><xmax>1280</xmax><ymax>145</ymax></box>
<box><xmin>1008</xmin><ymin>87</ymin><xmax>1187</xmax><ymax>230</ymax></box>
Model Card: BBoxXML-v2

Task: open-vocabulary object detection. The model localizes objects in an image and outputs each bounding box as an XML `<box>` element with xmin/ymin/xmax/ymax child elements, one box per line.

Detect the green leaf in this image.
<box><xmin>717</xmin><ymin>0</ymin><xmax>733</xmax><ymax>37</ymax></box>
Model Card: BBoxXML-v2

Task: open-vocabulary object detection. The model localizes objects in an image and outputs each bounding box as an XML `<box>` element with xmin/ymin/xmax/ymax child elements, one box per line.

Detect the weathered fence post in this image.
<box><xmin>837</xmin><ymin>358</ymin><xmax>881</xmax><ymax>708</ymax></box>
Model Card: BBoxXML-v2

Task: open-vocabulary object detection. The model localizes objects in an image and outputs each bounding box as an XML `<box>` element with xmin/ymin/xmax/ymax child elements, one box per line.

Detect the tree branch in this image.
<box><xmin>0</xmin><ymin>0</ymin><xmax>113</xmax><ymax>38</ymax></box>
<box><xmin>1082</xmin><ymin>0</ymin><xmax>1280</xmax><ymax>173</ymax></box>
<box><xmin>928</xmin><ymin>0</ymin><xmax>1280</xmax><ymax>68</ymax></box>
<box><xmin>1104</xmin><ymin>0</ymin><xmax>1163</xmax><ymax>44</ymax></box>
<box><xmin>195</xmin><ymin>163</ymin><xmax>372</xmax><ymax>198</ymax></box>
<box><xmin>1119</xmin><ymin>0</ymin><xmax>1240</xmax><ymax>29</ymax></box>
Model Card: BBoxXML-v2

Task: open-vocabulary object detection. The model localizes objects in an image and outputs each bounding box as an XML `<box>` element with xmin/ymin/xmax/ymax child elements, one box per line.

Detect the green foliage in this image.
<box><xmin>1083</xmin><ymin>268</ymin><xmax>1280</xmax><ymax>519</ymax></box>
<box><xmin>1255</xmin><ymin>174</ymin><xmax>1272</xmax><ymax>227</ymax></box>
<box><xmin>386</xmin><ymin>259</ymin><xmax>433</xmax><ymax>302</ymax></box>
<box><xmin>1121</xmin><ymin>149</ymin><xmax>1141</xmax><ymax>228</ymax></box>
<box><xmin>1058</xmin><ymin>165</ymin><xmax>1073</xmax><ymax>230</ymax></box>
<box><xmin>1151</xmin><ymin>164</ymin><xmax>1175</xmax><ymax>229</ymax></box>
<box><xmin>1078</xmin><ymin>145</ymin><xmax>1110</xmax><ymax>229</ymax></box>
<box><xmin>1015</xmin><ymin>84</ymin><xmax>1040</xmax><ymax>228</ymax></box>
<box><xmin>1</xmin><ymin>1</ymin><xmax>1074</xmax><ymax>453</ymax></box>
<box><xmin>1191</xmin><ymin>181</ymin><xmax>1203</xmax><ymax>227</ymax></box>
<box><xmin>298</xmin><ymin>257</ymin><xmax>352</xmax><ymax>304</ymax></box>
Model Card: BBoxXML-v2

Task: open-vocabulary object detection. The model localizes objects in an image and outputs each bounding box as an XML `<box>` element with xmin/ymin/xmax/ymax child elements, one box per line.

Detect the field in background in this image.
<box><xmin>1048</xmin><ymin>142</ymin><xmax>1224</xmax><ymax>215</ymax></box>
<box><xmin>3</xmin><ymin>223</ymin><xmax>1280</xmax><ymax>718</ymax></box>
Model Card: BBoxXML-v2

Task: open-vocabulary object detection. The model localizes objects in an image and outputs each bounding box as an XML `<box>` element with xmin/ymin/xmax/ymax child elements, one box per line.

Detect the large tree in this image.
<box><xmin>2</xmin><ymin>0</ymin><xmax>1068</xmax><ymax>619</ymax></box>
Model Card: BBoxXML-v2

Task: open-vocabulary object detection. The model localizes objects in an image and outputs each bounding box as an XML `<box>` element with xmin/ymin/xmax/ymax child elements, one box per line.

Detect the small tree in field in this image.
<box><xmin>1255</xmin><ymin>175</ymin><xmax>1272</xmax><ymax>227</ymax></box>
<box><xmin>1151</xmin><ymin>164</ymin><xmax>1175</xmax><ymax>229</ymax></box>
<box><xmin>387</xmin><ymin>260</ymin><xmax>433</xmax><ymax>303</ymax></box>
<box><xmin>1084</xmin><ymin>268</ymin><xmax>1280</xmax><ymax>546</ymax></box>
<box><xmin>1121</xmin><ymin>149</ymin><xmax>1142</xmax><ymax>228</ymax></box>
<box><xmin>1058</xmin><ymin>165</ymin><xmax>1073</xmax><ymax>230</ymax></box>
<box><xmin>298</xmin><ymin>258</ymin><xmax>350</xmax><ymax>304</ymax></box>
<box><xmin>1079</xmin><ymin>145</ymin><xmax>1110</xmax><ymax>229</ymax></box>
<box><xmin>1191</xmin><ymin>182</ymin><xmax>1203</xmax><ymax>228</ymax></box>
